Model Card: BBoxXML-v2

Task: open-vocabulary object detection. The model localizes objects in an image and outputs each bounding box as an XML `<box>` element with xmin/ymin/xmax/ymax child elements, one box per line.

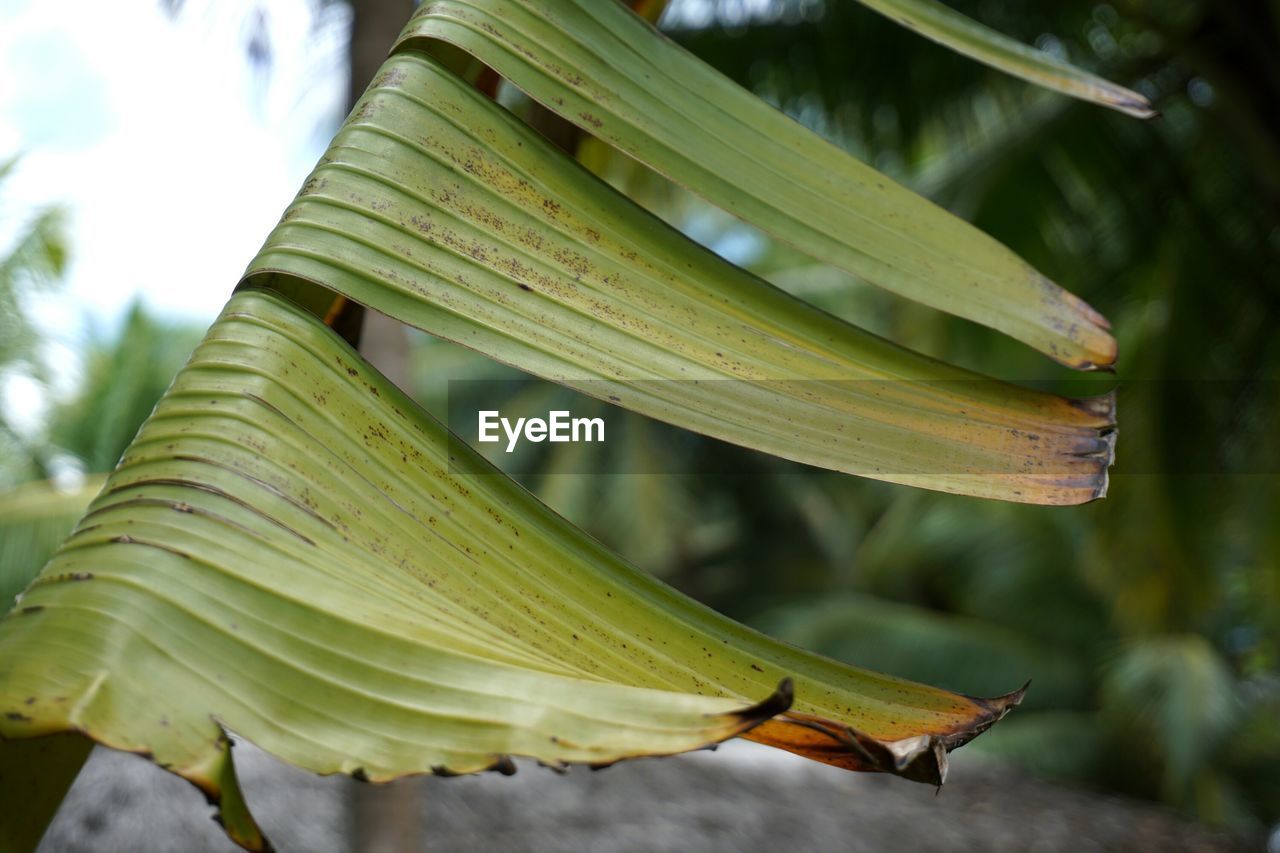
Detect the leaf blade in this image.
<box><xmin>1</xmin><ymin>291</ymin><xmax>1021</xmax><ymax>846</ymax></box>
<box><xmin>390</xmin><ymin>0</ymin><xmax>1118</xmax><ymax>369</ymax></box>
<box><xmin>850</xmin><ymin>0</ymin><xmax>1156</xmax><ymax>118</ymax></box>
<box><xmin>247</xmin><ymin>51</ymin><xmax>1115</xmax><ymax>505</ymax></box>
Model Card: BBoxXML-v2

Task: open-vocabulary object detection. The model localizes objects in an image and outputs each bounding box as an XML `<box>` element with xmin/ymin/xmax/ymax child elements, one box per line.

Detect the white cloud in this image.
<box><xmin>1</xmin><ymin>0</ymin><xmax>349</xmax><ymax>353</ymax></box>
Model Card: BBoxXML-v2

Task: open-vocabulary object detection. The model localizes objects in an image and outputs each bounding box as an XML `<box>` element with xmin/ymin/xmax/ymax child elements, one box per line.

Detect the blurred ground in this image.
<box><xmin>39</xmin><ymin>740</ymin><xmax>1260</xmax><ymax>852</ymax></box>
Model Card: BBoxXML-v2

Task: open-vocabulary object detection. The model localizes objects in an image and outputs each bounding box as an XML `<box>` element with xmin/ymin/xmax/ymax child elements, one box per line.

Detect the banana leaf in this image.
<box><xmin>387</xmin><ymin>0</ymin><xmax>1122</xmax><ymax>369</ymax></box>
<box><xmin>248</xmin><ymin>50</ymin><xmax>1116</xmax><ymax>506</ymax></box>
<box><xmin>0</xmin><ymin>290</ymin><xmax>1023</xmax><ymax>850</ymax></box>
<box><xmin>0</xmin><ymin>3</ymin><xmax>1142</xmax><ymax>846</ymax></box>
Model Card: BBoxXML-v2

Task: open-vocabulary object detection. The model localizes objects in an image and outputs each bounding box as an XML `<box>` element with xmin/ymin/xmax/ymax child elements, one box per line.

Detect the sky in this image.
<box><xmin>0</xmin><ymin>0</ymin><xmax>349</xmax><ymax>341</ymax></box>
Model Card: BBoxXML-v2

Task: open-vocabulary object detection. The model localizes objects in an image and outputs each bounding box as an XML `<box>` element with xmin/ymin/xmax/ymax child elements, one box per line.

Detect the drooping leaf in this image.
<box><xmin>247</xmin><ymin>50</ymin><xmax>1115</xmax><ymax>505</ymax></box>
<box><xmin>846</xmin><ymin>0</ymin><xmax>1155</xmax><ymax>119</ymax></box>
<box><xmin>383</xmin><ymin>0</ymin><xmax>1119</xmax><ymax>370</ymax></box>
<box><xmin>0</xmin><ymin>290</ymin><xmax>1023</xmax><ymax>849</ymax></box>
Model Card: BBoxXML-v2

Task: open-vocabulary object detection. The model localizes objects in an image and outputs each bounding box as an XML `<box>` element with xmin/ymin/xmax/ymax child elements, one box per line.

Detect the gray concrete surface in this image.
<box><xmin>37</xmin><ymin>740</ymin><xmax>1260</xmax><ymax>852</ymax></box>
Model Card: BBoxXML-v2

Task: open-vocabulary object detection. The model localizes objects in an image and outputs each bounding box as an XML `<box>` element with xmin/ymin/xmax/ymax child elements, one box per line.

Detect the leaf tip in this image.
<box><xmin>183</xmin><ymin>728</ymin><xmax>272</xmax><ymax>852</ymax></box>
<box><xmin>729</xmin><ymin>677</ymin><xmax>795</xmax><ymax>724</ymax></box>
<box><xmin>989</xmin><ymin>680</ymin><xmax>1031</xmax><ymax>714</ymax></box>
<box><xmin>1109</xmin><ymin>90</ymin><xmax>1159</xmax><ymax>120</ymax></box>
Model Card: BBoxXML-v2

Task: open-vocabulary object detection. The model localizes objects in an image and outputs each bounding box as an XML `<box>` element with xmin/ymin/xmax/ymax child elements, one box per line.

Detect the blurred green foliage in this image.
<box><xmin>47</xmin><ymin>304</ymin><xmax>202</xmax><ymax>474</ymax></box>
<box><xmin>0</xmin><ymin>301</ymin><xmax>201</xmax><ymax>490</ymax></box>
<box><xmin>0</xmin><ymin>477</ymin><xmax>104</xmax><ymax>616</ymax></box>
<box><xmin>0</xmin><ymin>166</ymin><xmax>202</xmax><ymax>612</ymax></box>
<box><xmin>0</xmin><ymin>157</ymin><xmax>68</xmax><ymax>485</ymax></box>
<box><xmin>0</xmin><ymin>302</ymin><xmax>200</xmax><ymax>611</ymax></box>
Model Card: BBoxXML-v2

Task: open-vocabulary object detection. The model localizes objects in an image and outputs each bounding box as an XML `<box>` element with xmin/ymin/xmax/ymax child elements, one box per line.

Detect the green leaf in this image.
<box><xmin>386</xmin><ymin>0</ymin><xmax>1119</xmax><ymax>370</ymax></box>
<box><xmin>1</xmin><ymin>290</ymin><xmax>1022</xmax><ymax>849</ymax></box>
<box><xmin>247</xmin><ymin>50</ymin><xmax>1115</xmax><ymax>505</ymax></box>
<box><xmin>847</xmin><ymin>0</ymin><xmax>1156</xmax><ymax>119</ymax></box>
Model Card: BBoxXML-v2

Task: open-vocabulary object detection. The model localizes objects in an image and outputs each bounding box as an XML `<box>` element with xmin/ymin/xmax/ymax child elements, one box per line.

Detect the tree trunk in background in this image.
<box><xmin>347</xmin><ymin>3</ymin><xmax>421</xmax><ymax>850</ymax></box>
<box><xmin>348</xmin><ymin>0</ymin><xmax>415</xmax><ymax>113</ymax></box>
<box><xmin>351</xmin><ymin>0</ymin><xmax>415</xmax><ymax>395</ymax></box>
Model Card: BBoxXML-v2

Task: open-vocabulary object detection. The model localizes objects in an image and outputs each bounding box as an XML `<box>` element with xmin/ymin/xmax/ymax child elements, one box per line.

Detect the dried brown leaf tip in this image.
<box><xmin>729</xmin><ymin>678</ymin><xmax>796</xmax><ymax>723</ymax></box>
<box><xmin>744</xmin><ymin>682</ymin><xmax>1026</xmax><ymax>785</ymax></box>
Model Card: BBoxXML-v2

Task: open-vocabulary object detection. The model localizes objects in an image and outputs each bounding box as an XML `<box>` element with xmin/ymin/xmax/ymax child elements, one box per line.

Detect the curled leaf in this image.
<box><xmin>1</xmin><ymin>291</ymin><xmax>1022</xmax><ymax>848</ymax></box>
